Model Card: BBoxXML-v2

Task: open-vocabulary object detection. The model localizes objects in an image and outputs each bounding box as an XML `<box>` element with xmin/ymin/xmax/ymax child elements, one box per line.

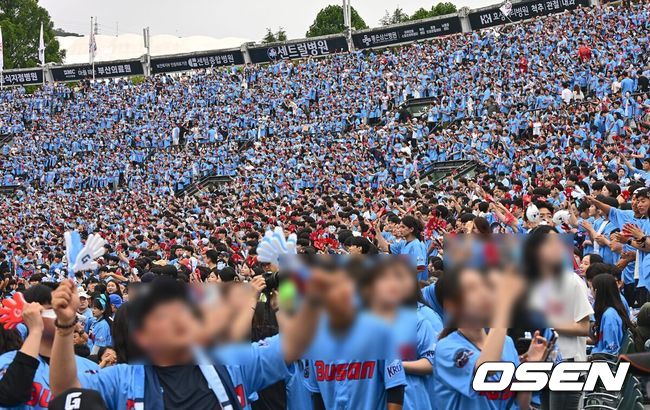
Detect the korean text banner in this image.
<box><xmin>51</xmin><ymin>61</ymin><xmax>144</xmax><ymax>82</ymax></box>
<box><xmin>352</xmin><ymin>16</ymin><xmax>462</xmax><ymax>50</ymax></box>
<box><xmin>151</xmin><ymin>50</ymin><xmax>245</xmax><ymax>74</ymax></box>
<box><xmin>249</xmin><ymin>37</ymin><xmax>349</xmax><ymax>64</ymax></box>
<box><xmin>0</xmin><ymin>69</ymin><xmax>43</xmax><ymax>86</ymax></box>
<box><xmin>468</xmin><ymin>0</ymin><xmax>590</xmax><ymax>30</ymax></box>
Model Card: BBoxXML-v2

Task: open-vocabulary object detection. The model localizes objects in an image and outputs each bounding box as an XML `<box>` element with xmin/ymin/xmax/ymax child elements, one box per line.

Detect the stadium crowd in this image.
<box><xmin>0</xmin><ymin>2</ymin><xmax>649</xmax><ymax>410</ymax></box>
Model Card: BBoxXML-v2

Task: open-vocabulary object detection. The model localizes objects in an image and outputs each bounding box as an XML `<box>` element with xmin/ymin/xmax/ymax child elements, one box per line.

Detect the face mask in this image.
<box><xmin>217</xmin><ymin>261</ymin><xmax>226</xmax><ymax>270</ymax></box>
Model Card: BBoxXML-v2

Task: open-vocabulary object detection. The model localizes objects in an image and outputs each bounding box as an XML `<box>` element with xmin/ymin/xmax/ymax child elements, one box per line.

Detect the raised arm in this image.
<box><xmin>50</xmin><ymin>280</ymin><xmax>82</xmax><ymax>396</ymax></box>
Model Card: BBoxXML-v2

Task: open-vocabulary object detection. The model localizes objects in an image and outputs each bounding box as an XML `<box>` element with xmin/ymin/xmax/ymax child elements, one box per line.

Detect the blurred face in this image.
<box><xmin>134</xmin><ymin>300</ymin><xmax>201</xmax><ymax>357</ymax></box>
<box><xmin>207</xmin><ymin>272</ymin><xmax>219</xmax><ymax>283</ymax></box>
<box><xmin>538</xmin><ymin>233</ymin><xmax>566</xmax><ymax>275</ymax></box>
<box><xmin>106</xmin><ymin>282</ymin><xmax>118</xmax><ymax>294</ymax></box>
<box><xmin>323</xmin><ymin>270</ymin><xmax>355</xmax><ymax>317</ymax></box>
<box><xmin>449</xmin><ymin>269</ymin><xmax>493</xmax><ymax>327</ymax></box>
<box><xmin>371</xmin><ymin>268</ymin><xmax>403</xmax><ymax>309</ymax></box>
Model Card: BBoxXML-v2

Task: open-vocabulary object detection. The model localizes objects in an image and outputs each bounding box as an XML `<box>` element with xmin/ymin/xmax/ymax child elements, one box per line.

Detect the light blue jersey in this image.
<box><xmin>78</xmin><ymin>336</ymin><xmax>289</xmax><ymax>410</ymax></box>
<box><xmin>390</xmin><ymin>308</ymin><xmax>436</xmax><ymax>410</ymax></box>
<box><xmin>304</xmin><ymin>312</ymin><xmax>407</xmax><ymax>410</ymax></box>
<box><xmin>390</xmin><ymin>239</ymin><xmax>428</xmax><ymax>280</ymax></box>
<box><xmin>593</xmin><ymin>307</ymin><xmax>624</xmax><ymax>355</ymax></box>
<box><xmin>286</xmin><ymin>360</ymin><xmax>312</xmax><ymax>410</ymax></box>
<box><xmin>0</xmin><ymin>351</ymin><xmax>99</xmax><ymax>410</ymax></box>
<box><xmin>434</xmin><ymin>331</ymin><xmax>521</xmax><ymax>410</ymax></box>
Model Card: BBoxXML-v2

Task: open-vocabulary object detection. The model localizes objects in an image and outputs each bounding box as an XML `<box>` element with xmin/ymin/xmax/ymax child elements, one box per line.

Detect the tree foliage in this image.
<box><xmin>262</xmin><ymin>27</ymin><xmax>288</xmax><ymax>44</ymax></box>
<box><xmin>380</xmin><ymin>8</ymin><xmax>410</xmax><ymax>26</ymax></box>
<box><xmin>0</xmin><ymin>0</ymin><xmax>65</xmax><ymax>69</ymax></box>
<box><xmin>408</xmin><ymin>2</ymin><xmax>458</xmax><ymax>21</ymax></box>
<box><xmin>306</xmin><ymin>5</ymin><xmax>368</xmax><ymax>38</ymax></box>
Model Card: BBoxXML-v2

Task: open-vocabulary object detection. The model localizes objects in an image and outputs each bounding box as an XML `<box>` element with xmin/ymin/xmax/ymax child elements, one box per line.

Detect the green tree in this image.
<box><xmin>262</xmin><ymin>27</ymin><xmax>288</xmax><ymax>44</ymax></box>
<box><xmin>262</xmin><ymin>28</ymin><xmax>277</xmax><ymax>44</ymax></box>
<box><xmin>409</xmin><ymin>2</ymin><xmax>458</xmax><ymax>21</ymax></box>
<box><xmin>410</xmin><ymin>7</ymin><xmax>433</xmax><ymax>21</ymax></box>
<box><xmin>306</xmin><ymin>5</ymin><xmax>367</xmax><ymax>38</ymax></box>
<box><xmin>380</xmin><ymin>7</ymin><xmax>410</xmax><ymax>26</ymax></box>
<box><xmin>0</xmin><ymin>0</ymin><xmax>64</xmax><ymax>69</ymax></box>
<box><xmin>432</xmin><ymin>2</ymin><xmax>457</xmax><ymax>16</ymax></box>
<box><xmin>276</xmin><ymin>27</ymin><xmax>287</xmax><ymax>42</ymax></box>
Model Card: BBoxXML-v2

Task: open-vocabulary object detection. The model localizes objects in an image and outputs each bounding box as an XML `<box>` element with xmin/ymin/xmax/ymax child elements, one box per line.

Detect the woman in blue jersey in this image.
<box><xmin>88</xmin><ymin>295</ymin><xmax>112</xmax><ymax>355</ymax></box>
<box><xmin>359</xmin><ymin>258</ymin><xmax>437</xmax><ymax>410</ymax></box>
<box><xmin>433</xmin><ymin>266</ymin><xmax>548</xmax><ymax>410</ymax></box>
<box><xmin>590</xmin><ymin>274</ymin><xmax>635</xmax><ymax>355</ymax></box>
<box><xmin>376</xmin><ymin>215</ymin><xmax>428</xmax><ymax>281</ymax></box>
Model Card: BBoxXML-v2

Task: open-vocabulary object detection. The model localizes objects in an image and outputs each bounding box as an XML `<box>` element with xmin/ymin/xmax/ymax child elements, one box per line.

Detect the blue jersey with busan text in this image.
<box><xmin>78</xmin><ymin>336</ymin><xmax>289</xmax><ymax>410</ymax></box>
<box><xmin>592</xmin><ymin>307</ymin><xmax>624</xmax><ymax>355</ymax></box>
<box><xmin>390</xmin><ymin>239</ymin><xmax>428</xmax><ymax>280</ymax></box>
<box><xmin>304</xmin><ymin>312</ymin><xmax>407</xmax><ymax>410</ymax></box>
<box><xmin>0</xmin><ymin>351</ymin><xmax>99</xmax><ymax>410</ymax></box>
<box><xmin>390</xmin><ymin>308</ymin><xmax>436</xmax><ymax>410</ymax></box>
<box><xmin>434</xmin><ymin>331</ymin><xmax>520</xmax><ymax>410</ymax></box>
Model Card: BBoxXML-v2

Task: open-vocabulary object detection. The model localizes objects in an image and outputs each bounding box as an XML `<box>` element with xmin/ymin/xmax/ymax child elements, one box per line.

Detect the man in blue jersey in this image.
<box><xmin>49</xmin><ymin>276</ymin><xmax>328</xmax><ymax>410</ymax></box>
<box><xmin>304</xmin><ymin>265</ymin><xmax>406</xmax><ymax>410</ymax></box>
<box><xmin>376</xmin><ymin>216</ymin><xmax>428</xmax><ymax>281</ymax></box>
<box><xmin>0</xmin><ymin>285</ymin><xmax>99</xmax><ymax>410</ymax></box>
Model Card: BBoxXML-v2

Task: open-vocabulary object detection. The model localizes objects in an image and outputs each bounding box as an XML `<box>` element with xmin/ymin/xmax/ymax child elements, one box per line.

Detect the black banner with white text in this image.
<box><xmin>51</xmin><ymin>61</ymin><xmax>144</xmax><ymax>82</ymax></box>
<box><xmin>0</xmin><ymin>69</ymin><xmax>44</xmax><ymax>86</ymax></box>
<box><xmin>468</xmin><ymin>0</ymin><xmax>590</xmax><ymax>30</ymax></box>
<box><xmin>248</xmin><ymin>37</ymin><xmax>349</xmax><ymax>64</ymax></box>
<box><xmin>151</xmin><ymin>50</ymin><xmax>245</xmax><ymax>74</ymax></box>
<box><xmin>352</xmin><ymin>16</ymin><xmax>462</xmax><ymax>50</ymax></box>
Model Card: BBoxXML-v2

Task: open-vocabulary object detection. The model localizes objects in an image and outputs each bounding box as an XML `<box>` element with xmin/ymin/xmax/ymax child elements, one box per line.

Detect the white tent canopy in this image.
<box><xmin>57</xmin><ymin>34</ymin><xmax>251</xmax><ymax>64</ymax></box>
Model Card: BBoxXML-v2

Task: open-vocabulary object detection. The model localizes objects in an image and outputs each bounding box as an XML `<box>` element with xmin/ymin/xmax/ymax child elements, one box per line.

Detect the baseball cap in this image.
<box><xmin>48</xmin><ymin>388</ymin><xmax>107</xmax><ymax>410</ymax></box>
<box><xmin>109</xmin><ymin>294</ymin><xmax>123</xmax><ymax>309</ymax></box>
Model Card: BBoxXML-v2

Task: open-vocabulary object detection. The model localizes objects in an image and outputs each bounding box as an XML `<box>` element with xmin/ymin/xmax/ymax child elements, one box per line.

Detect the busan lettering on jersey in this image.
<box><xmin>314</xmin><ymin>360</ymin><xmax>377</xmax><ymax>381</ymax></box>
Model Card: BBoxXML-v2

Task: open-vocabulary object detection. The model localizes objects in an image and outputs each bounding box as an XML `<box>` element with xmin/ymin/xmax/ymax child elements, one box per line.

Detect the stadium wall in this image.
<box><xmin>0</xmin><ymin>0</ymin><xmax>595</xmax><ymax>86</ymax></box>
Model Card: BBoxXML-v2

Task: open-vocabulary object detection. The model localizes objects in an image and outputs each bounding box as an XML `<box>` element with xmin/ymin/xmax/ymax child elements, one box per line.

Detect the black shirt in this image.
<box><xmin>155</xmin><ymin>365</ymin><xmax>220</xmax><ymax>410</ymax></box>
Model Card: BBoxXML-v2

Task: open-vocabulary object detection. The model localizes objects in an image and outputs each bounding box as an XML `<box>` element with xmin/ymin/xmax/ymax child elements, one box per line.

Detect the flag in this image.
<box><xmin>38</xmin><ymin>23</ymin><xmax>45</xmax><ymax>66</ymax></box>
<box><xmin>499</xmin><ymin>0</ymin><xmax>513</xmax><ymax>18</ymax></box>
<box><xmin>0</xmin><ymin>27</ymin><xmax>4</xmax><ymax>73</ymax></box>
<box><xmin>89</xmin><ymin>27</ymin><xmax>97</xmax><ymax>65</ymax></box>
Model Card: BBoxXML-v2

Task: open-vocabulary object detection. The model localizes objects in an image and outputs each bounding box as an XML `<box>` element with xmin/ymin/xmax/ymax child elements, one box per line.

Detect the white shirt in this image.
<box><xmin>529</xmin><ymin>271</ymin><xmax>594</xmax><ymax>361</ymax></box>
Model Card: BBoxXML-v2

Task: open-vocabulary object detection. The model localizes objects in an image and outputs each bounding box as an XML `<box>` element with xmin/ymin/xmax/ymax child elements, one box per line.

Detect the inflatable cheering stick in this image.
<box><xmin>0</xmin><ymin>292</ymin><xmax>27</xmax><ymax>330</ymax></box>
